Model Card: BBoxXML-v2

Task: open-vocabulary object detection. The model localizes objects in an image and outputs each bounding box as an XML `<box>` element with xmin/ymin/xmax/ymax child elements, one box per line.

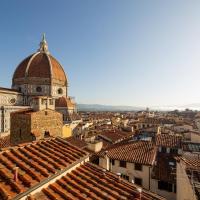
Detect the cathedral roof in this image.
<box><xmin>55</xmin><ymin>96</ymin><xmax>75</xmax><ymax>108</ymax></box>
<box><xmin>12</xmin><ymin>34</ymin><xmax>67</xmax><ymax>86</ymax></box>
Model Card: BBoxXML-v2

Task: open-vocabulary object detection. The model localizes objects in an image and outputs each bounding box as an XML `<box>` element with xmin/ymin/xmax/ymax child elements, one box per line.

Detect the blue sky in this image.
<box><xmin>0</xmin><ymin>0</ymin><xmax>200</xmax><ymax>107</ymax></box>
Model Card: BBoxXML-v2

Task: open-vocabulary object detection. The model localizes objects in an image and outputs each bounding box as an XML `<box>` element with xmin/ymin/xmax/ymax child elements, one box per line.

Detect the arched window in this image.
<box><xmin>10</xmin><ymin>98</ymin><xmax>16</xmax><ymax>104</ymax></box>
<box><xmin>57</xmin><ymin>88</ymin><xmax>63</xmax><ymax>94</ymax></box>
<box><xmin>18</xmin><ymin>87</ymin><xmax>21</xmax><ymax>92</ymax></box>
<box><xmin>36</xmin><ymin>86</ymin><xmax>42</xmax><ymax>92</ymax></box>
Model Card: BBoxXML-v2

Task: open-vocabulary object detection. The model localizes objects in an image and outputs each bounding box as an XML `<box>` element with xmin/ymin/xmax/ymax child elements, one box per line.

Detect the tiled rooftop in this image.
<box><xmin>138</xmin><ymin>118</ymin><xmax>176</xmax><ymax>125</ymax></box>
<box><xmin>0</xmin><ymin>137</ymin><xmax>88</xmax><ymax>200</ymax></box>
<box><xmin>179</xmin><ymin>152</ymin><xmax>200</xmax><ymax>169</ymax></box>
<box><xmin>98</xmin><ymin>130</ymin><xmax>133</xmax><ymax>143</ymax></box>
<box><xmin>98</xmin><ymin>141</ymin><xmax>157</xmax><ymax>165</ymax></box>
<box><xmin>156</xmin><ymin>134</ymin><xmax>182</xmax><ymax>148</ymax></box>
<box><xmin>65</xmin><ymin>136</ymin><xmax>88</xmax><ymax>149</ymax></box>
<box><xmin>32</xmin><ymin>162</ymin><xmax>165</xmax><ymax>200</ymax></box>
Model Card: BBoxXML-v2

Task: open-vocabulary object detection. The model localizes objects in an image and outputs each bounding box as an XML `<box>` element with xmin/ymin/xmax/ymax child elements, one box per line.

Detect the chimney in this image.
<box><xmin>137</xmin><ymin>188</ymin><xmax>142</xmax><ymax>200</ymax></box>
<box><xmin>13</xmin><ymin>167</ymin><xmax>19</xmax><ymax>182</ymax></box>
<box><xmin>102</xmin><ymin>169</ymin><xmax>106</xmax><ymax>177</ymax></box>
<box><xmin>116</xmin><ymin>172</ymin><xmax>121</xmax><ymax>182</ymax></box>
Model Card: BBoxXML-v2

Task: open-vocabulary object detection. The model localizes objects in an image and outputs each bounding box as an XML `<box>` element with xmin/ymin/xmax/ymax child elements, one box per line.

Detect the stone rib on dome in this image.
<box><xmin>12</xmin><ymin>35</ymin><xmax>67</xmax><ymax>86</ymax></box>
<box><xmin>13</xmin><ymin>52</ymin><xmax>67</xmax><ymax>85</ymax></box>
<box><xmin>55</xmin><ymin>96</ymin><xmax>75</xmax><ymax>108</ymax></box>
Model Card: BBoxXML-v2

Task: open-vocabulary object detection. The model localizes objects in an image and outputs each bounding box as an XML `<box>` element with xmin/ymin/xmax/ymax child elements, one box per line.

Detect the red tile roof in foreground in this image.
<box><xmin>0</xmin><ymin>137</ymin><xmax>88</xmax><ymax>200</ymax></box>
<box><xmin>156</xmin><ymin>134</ymin><xmax>182</xmax><ymax>148</ymax></box>
<box><xmin>98</xmin><ymin>141</ymin><xmax>157</xmax><ymax>166</ymax></box>
<box><xmin>32</xmin><ymin>162</ymin><xmax>165</xmax><ymax>200</ymax></box>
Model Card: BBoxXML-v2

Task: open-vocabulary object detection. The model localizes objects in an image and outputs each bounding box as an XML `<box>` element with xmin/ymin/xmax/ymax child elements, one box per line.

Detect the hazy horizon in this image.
<box><xmin>1</xmin><ymin>1</ymin><xmax>200</xmax><ymax>107</ymax></box>
<box><xmin>77</xmin><ymin>102</ymin><xmax>200</xmax><ymax>111</ymax></box>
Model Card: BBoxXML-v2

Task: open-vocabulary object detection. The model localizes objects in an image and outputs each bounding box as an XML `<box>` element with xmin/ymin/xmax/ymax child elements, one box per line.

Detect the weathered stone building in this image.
<box><xmin>10</xmin><ymin>96</ymin><xmax>63</xmax><ymax>145</ymax></box>
<box><xmin>10</xmin><ymin>109</ymin><xmax>62</xmax><ymax>145</ymax></box>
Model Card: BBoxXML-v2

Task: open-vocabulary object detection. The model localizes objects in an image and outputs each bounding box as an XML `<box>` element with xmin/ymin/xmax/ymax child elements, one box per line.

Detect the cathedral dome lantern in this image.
<box><xmin>12</xmin><ymin>34</ymin><xmax>68</xmax><ymax>99</ymax></box>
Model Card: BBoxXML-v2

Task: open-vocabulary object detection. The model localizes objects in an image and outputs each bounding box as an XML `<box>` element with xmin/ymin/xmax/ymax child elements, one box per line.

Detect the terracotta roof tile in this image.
<box><xmin>13</xmin><ymin>52</ymin><xmax>67</xmax><ymax>85</ymax></box>
<box><xmin>98</xmin><ymin>130</ymin><xmax>133</xmax><ymax>143</ymax></box>
<box><xmin>178</xmin><ymin>152</ymin><xmax>200</xmax><ymax>169</ymax></box>
<box><xmin>55</xmin><ymin>96</ymin><xmax>75</xmax><ymax>108</ymax></box>
<box><xmin>0</xmin><ymin>137</ymin><xmax>88</xmax><ymax>200</ymax></box>
<box><xmin>65</xmin><ymin>137</ymin><xmax>87</xmax><ymax>149</ymax></box>
<box><xmin>33</xmin><ymin>162</ymin><xmax>165</xmax><ymax>200</ymax></box>
<box><xmin>156</xmin><ymin>134</ymin><xmax>182</xmax><ymax>148</ymax></box>
<box><xmin>98</xmin><ymin>141</ymin><xmax>157</xmax><ymax>166</ymax></box>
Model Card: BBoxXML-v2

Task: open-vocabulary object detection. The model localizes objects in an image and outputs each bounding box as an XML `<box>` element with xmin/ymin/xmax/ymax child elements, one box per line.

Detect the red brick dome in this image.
<box><xmin>12</xmin><ymin>35</ymin><xmax>67</xmax><ymax>86</ymax></box>
<box><xmin>55</xmin><ymin>96</ymin><xmax>75</xmax><ymax>108</ymax></box>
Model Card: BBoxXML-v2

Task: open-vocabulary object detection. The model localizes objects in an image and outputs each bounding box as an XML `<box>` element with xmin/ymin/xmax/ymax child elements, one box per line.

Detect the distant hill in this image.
<box><xmin>77</xmin><ymin>104</ymin><xmax>144</xmax><ymax>111</ymax></box>
<box><xmin>77</xmin><ymin>103</ymin><xmax>200</xmax><ymax>112</ymax></box>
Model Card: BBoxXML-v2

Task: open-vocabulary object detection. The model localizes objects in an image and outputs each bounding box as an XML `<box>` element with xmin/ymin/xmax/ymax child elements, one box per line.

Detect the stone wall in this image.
<box><xmin>0</xmin><ymin>106</ymin><xmax>30</xmax><ymax>133</ymax></box>
<box><xmin>0</xmin><ymin>90</ymin><xmax>23</xmax><ymax>106</ymax></box>
<box><xmin>31</xmin><ymin>109</ymin><xmax>62</xmax><ymax>139</ymax></box>
<box><xmin>10</xmin><ymin>109</ymin><xmax>63</xmax><ymax>145</ymax></box>
<box><xmin>10</xmin><ymin>112</ymin><xmax>31</xmax><ymax>145</ymax></box>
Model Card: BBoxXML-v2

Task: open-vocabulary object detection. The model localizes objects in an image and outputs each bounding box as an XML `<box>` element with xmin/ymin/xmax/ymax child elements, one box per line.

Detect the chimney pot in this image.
<box><xmin>14</xmin><ymin>167</ymin><xmax>19</xmax><ymax>182</ymax></box>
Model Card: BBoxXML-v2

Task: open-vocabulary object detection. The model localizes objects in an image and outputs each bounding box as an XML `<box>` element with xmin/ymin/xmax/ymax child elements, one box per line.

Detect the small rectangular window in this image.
<box><xmin>161</xmin><ymin>147</ymin><xmax>166</xmax><ymax>153</ymax></box>
<box><xmin>134</xmin><ymin>177</ymin><xmax>142</xmax><ymax>186</ymax></box>
<box><xmin>121</xmin><ymin>174</ymin><xmax>129</xmax><ymax>181</ymax></box>
<box><xmin>119</xmin><ymin>160</ymin><xmax>126</xmax><ymax>168</ymax></box>
<box><xmin>135</xmin><ymin>163</ymin><xmax>142</xmax><ymax>171</ymax></box>
<box><xmin>49</xmin><ymin>99</ymin><xmax>53</xmax><ymax>105</ymax></box>
<box><xmin>174</xmin><ymin>184</ymin><xmax>176</xmax><ymax>193</ymax></box>
<box><xmin>158</xmin><ymin>181</ymin><xmax>173</xmax><ymax>192</ymax></box>
<box><xmin>110</xmin><ymin>159</ymin><xmax>115</xmax><ymax>165</ymax></box>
